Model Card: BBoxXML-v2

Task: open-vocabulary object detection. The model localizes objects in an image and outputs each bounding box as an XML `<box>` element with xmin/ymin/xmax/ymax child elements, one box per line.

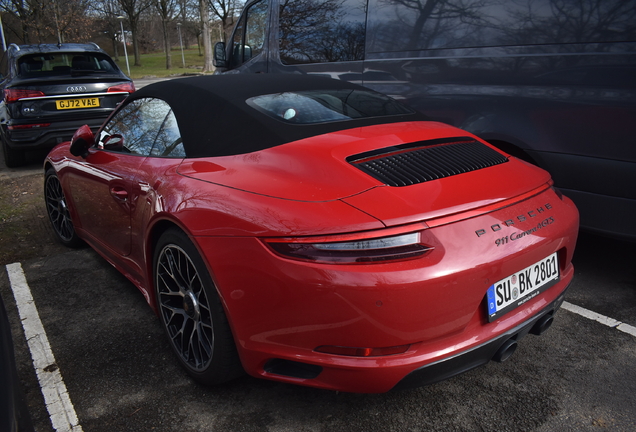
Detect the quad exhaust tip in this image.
<box><xmin>530</xmin><ymin>313</ymin><xmax>554</xmax><ymax>336</ymax></box>
<box><xmin>493</xmin><ymin>338</ymin><xmax>518</xmax><ymax>363</ymax></box>
<box><xmin>492</xmin><ymin>311</ymin><xmax>555</xmax><ymax>363</ymax></box>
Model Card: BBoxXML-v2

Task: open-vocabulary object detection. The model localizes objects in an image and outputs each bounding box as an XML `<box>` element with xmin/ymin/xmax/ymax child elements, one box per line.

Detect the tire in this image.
<box><xmin>1</xmin><ymin>136</ymin><xmax>25</xmax><ymax>168</ymax></box>
<box><xmin>44</xmin><ymin>168</ymin><xmax>83</xmax><ymax>248</ymax></box>
<box><xmin>154</xmin><ymin>228</ymin><xmax>243</xmax><ymax>385</ymax></box>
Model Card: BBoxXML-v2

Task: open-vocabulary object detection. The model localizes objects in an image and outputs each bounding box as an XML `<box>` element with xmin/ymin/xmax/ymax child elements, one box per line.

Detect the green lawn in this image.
<box><xmin>113</xmin><ymin>47</ymin><xmax>213</xmax><ymax>79</ymax></box>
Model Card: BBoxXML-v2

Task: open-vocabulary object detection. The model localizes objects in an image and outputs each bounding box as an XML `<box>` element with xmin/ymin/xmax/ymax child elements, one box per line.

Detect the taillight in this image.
<box><xmin>266</xmin><ymin>232</ymin><xmax>433</xmax><ymax>264</ymax></box>
<box><xmin>107</xmin><ymin>82</ymin><xmax>135</xmax><ymax>93</ymax></box>
<box><xmin>4</xmin><ymin>89</ymin><xmax>46</xmax><ymax>103</ymax></box>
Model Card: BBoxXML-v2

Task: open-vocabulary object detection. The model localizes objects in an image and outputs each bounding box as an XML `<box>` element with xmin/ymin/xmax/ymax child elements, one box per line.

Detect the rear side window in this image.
<box><xmin>17</xmin><ymin>52</ymin><xmax>119</xmax><ymax>78</ymax></box>
<box><xmin>279</xmin><ymin>0</ymin><xmax>366</xmax><ymax>64</ymax></box>
<box><xmin>247</xmin><ymin>89</ymin><xmax>413</xmax><ymax>124</ymax></box>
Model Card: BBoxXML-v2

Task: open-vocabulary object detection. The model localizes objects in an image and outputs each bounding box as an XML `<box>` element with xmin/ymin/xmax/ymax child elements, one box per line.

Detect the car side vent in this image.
<box><xmin>347</xmin><ymin>137</ymin><xmax>509</xmax><ymax>187</ymax></box>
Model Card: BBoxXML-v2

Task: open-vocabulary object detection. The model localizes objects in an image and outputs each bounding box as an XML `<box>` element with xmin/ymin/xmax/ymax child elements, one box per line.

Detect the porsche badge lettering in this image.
<box><xmin>493</xmin><ymin>217</ymin><xmax>555</xmax><ymax>247</ymax></box>
<box><xmin>475</xmin><ymin>203</ymin><xmax>553</xmax><ymax>238</ymax></box>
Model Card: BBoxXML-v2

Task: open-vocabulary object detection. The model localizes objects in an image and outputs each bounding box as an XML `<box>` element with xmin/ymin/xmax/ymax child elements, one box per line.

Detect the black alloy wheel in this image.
<box><xmin>154</xmin><ymin>229</ymin><xmax>242</xmax><ymax>385</ymax></box>
<box><xmin>44</xmin><ymin>168</ymin><xmax>82</xmax><ymax>247</ymax></box>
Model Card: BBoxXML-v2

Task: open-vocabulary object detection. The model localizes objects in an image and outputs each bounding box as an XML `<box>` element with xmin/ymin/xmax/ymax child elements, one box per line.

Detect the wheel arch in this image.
<box><xmin>145</xmin><ymin>217</ymin><xmax>231</xmax><ymax>317</ymax></box>
<box><xmin>149</xmin><ymin>219</ymin><xmax>245</xmax><ymax>383</ymax></box>
<box><xmin>145</xmin><ymin>218</ymin><xmax>184</xmax><ymax>314</ymax></box>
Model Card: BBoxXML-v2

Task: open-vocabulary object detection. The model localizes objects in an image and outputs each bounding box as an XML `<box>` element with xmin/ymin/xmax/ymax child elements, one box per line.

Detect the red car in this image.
<box><xmin>44</xmin><ymin>75</ymin><xmax>578</xmax><ymax>393</ymax></box>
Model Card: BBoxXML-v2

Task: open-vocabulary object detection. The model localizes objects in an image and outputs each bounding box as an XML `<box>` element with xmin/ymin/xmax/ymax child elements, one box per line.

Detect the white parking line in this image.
<box><xmin>6</xmin><ymin>262</ymin><xmax>83</xmax><ymax>432</ymax></box>
<box><xmin>562</xmin><ymin>301</ymin><xmax>636</xmax><ymax>337</ymax></box>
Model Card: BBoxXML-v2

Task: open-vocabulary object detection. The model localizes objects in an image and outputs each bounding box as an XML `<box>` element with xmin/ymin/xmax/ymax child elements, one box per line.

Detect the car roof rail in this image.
<box><xmin>90</xmin><ymin>42</ymin><xmax>101</xmax><ymax>50</ymax></box>
<box><xmin>8</xmin><ymin>43</ymin><xmax>20</xmax><ymax>52</ymax></box>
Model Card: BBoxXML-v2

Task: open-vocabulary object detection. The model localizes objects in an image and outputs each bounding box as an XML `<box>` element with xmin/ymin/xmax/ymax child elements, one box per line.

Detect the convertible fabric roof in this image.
<box><xmin>128</xmin><ymin>74</ymin><xmax>427</xmax><ymax>158</ymax></box>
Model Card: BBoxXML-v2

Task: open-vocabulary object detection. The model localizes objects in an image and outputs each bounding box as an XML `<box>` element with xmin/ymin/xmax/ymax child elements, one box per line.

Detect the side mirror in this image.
<box><xmin>244</xmin><ymin>45</ymin><xmax>252</xmax><ymax>61</ymax></box>
<box><xmin>69</xmin><ymin>125</ymin><xmax>95</xmax><ymax>158</ymax></box>
<box><xmin>213</xmin><ymin>42</ymin><xmax>227</xmax><ymax>68</ymax></box>
<box><xmin>102</xmin><ymin>134</ymin><xmax>124</xmax><ymax>151</ymax></box>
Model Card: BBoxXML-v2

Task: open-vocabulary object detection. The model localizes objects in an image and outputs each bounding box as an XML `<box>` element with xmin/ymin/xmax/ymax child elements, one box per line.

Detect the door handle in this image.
<box><xmin>110</xmin><ymin>187</ymin><xmax>128</xmax><ymax>201</ymax></box>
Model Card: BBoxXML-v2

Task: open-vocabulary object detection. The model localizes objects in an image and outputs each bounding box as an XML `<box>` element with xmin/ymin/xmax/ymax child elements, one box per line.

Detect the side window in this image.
<box><xmin>152</xmin><ymin>110</ymin><xmax>186</xmax><ymax>158</ymax></box>
<box><xmin>232</xmin><ymin>0</ymin><xmax>269</xmax><ymax>67</ymax></box>
<box><xmin>278</xmin><ymin>0</ymin><xmax>366</xmax><ymax>65</ymax></box>
<box><xmin>231</xmin><ymin>15</ymin><xmax>246</xmax><ymax>66</ymax></box>
<box><xmin>99</xmin><ymin>98</ymin><xmax>172</xmax><ymax>156</ymax></box>
<box><xmin>245</xmin><ymin>0</ymin><xmax>268</xmax><ymax>59</ymax></box>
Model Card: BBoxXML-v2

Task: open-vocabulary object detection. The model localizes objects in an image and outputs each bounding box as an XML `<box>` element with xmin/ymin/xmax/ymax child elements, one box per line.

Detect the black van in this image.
<box><xmin>214</xmin><ymin>0</ymin><xmax>636</xmax><ymax>240</ymax></box>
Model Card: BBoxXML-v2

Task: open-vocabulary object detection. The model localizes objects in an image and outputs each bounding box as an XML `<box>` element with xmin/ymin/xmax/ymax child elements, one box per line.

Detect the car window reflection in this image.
<box><xmin>152</xmin><ymin>110</ymin><xmax>186</xmax><ymax>158</ymax></box>
<box><xmin>99</xmin><ymin>98</ymin><xmax>184</xmax><ymax>157</ymax></box>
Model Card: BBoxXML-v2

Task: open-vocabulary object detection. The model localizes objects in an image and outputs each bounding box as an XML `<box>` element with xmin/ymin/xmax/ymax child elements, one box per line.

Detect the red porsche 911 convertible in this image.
<box><xmin>44</xmin><ymin>75</ymin><xmax>578</xmax><ymax>393</ymax></box>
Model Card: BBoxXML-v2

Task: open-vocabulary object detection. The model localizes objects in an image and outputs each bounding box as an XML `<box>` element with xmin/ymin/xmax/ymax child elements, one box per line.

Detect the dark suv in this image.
<box><xmin>0</xmin><ymin>43</ymin><xmax>135</xmax><ymax>167</ymax></box>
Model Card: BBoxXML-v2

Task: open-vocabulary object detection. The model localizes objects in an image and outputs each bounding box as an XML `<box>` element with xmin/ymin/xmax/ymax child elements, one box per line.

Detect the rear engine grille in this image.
<box><xmin>348</xmin><ymin>137</ymin><xmax>508</xmax><ymax>187</ymax></box>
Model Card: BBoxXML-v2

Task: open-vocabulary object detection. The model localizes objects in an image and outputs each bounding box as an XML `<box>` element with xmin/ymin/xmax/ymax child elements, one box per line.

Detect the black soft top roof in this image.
<box><xmin>128</xmin><ymin>74</ymin><xmax>426</xmax><ymax>158</ymax></box>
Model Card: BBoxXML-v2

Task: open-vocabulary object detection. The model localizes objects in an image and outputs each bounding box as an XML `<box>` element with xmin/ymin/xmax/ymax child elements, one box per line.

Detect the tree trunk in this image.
<box><xmin>129</xmin><ymin>16</ymin><xmax>142</xmax><ymax>67</ymax></box>
<box><xmin>133</xmin><ymin>31</ymin><xmax>141</xmax><ymax>66</ymax></box>
<box><xmin>200</xmin><ymin>0</ymin><xmax>213</xmax><ymax>72</ymax></box>
<box><xmin>162</xmin><ymin>20</ymin><xmax>172</xmax><ymax>69</ymax></box>
<box><xmin>112</xmin><ymin>36</ymin><xmax>119</xmax><ymax>61</ymax></box>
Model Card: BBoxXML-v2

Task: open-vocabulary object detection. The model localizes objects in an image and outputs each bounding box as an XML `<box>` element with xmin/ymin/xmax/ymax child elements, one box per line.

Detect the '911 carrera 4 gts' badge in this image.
<box><xmin>475</xmin><ymin>203</ymin><xmax>553</xmax><ymax>238</ymax></box>
<box><xmin>493</xmin><ymin>216</ymin><xmax>555</xmax><ymax>246</ymax></box>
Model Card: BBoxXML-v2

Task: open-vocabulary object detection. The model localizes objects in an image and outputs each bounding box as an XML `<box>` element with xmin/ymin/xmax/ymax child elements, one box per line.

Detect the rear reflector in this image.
<box><xmin>315</xmin><ymin>344</ymin><xmax>410</xmax><ymax>357</ymax></box>
<box><xmin>8</xmin><ymin>123</ymin><xmax>51</xmax><ymax>130</ymax></box>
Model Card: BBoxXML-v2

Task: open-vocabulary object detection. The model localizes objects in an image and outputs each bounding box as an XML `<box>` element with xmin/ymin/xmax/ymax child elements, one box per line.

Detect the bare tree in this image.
<box><xmin>117</xmin><ymin>0</ymin><xmax>153</xmax><ymax>66</ymax></box>
<box><xmin>89</xmin><ymin>0</ymin><xmax>123</xmax><ymax>59</ymax></box>
<box><xmin>0</xmin><ymin>0</ymin><xmax>42</xmax><ymax>43</ymax></box>
<box><xmin>52</xmin><ymin>0</ymin><xmax>94</xmax><ymax>43</ymax></box>
<box><xmin>199</xmin><ymin>0</ymin><xmax>212</xmax><ymax>71</ymax></box>
<box><xmin>209</xmin><ymin>0</ymin><xmax>241</xmax><ymax>42</ymax></box>
<box><xmin>1</xmin><ymin>0</ymin><xmax>92</xmax><ymax>43</ymax></box>
<box><xmin>155</xmin><ymin>0</ymin><xmax>179</xmax><ymax>69</ymax></box>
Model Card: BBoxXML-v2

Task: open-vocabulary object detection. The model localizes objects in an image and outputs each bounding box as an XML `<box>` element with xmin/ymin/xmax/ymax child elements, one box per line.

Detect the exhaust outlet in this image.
<box><xmin>530</xmin><ymin>313</ymin><xmax>554</xmax><ymax>336</ymax></box>
<box><xmin>493</xmin><ymin>339</ymin><xmax>517</xmax><ymax>363</ymax></box>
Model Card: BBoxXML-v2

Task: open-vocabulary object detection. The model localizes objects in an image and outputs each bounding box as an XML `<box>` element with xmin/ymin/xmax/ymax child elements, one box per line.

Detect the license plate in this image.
<box><xmin>486</xmin><ymin>253</ymin><xmax>559</xmax><ymax>322</ymax></box>
<box><xmin>56</xmin><ymin>98</ymin><xmax>100</xmax><ymax>110</ymax></box>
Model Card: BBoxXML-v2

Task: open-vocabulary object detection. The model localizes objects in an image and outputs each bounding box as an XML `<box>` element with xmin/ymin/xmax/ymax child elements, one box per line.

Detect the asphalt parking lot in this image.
<box><xmin>1</xmin><ymin>153</ymin><xmax>635</xmax><ymax>431</ymax></box>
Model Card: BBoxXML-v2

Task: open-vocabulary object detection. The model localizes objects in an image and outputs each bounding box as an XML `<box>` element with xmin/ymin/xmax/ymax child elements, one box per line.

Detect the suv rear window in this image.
<box><xmin>17</xmin><ymin>53</ymin><xmax>119</xmax><ymax>78</ymax></box>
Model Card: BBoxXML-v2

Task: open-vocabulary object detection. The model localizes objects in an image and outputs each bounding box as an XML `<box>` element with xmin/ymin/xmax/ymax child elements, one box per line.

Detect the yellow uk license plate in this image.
<box><xmin>56</xmin><ymin>98</ymin><xmax>100</xmax><ymax>110</ymax></box>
